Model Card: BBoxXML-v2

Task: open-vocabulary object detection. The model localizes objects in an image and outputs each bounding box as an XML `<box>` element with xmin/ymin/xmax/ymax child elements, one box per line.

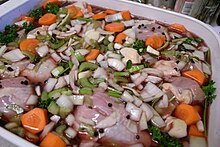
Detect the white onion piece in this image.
<box><xmin>125</xmin><ymin>102</ymin><xmax>142</xmax><ymax>121</ymax></box>
<box><xmin>107</xmin><ymin>58</ymin><xmax>125</xmax><ymax>71</ymax></box>
<box><xmin>140</xmin><ymin>103</ymin><xmax>153</xmax><ymax>121</ymax></box>
<box><xmin>96</xmin><ymin>54</ymin><xmax>105</xmax><ymax>63</ymax></box>
<box><xmin>71</xmin><ymin>55</ymin><xmax>79</xmax><ymax>70</ymax></box>
<box><xmin>36</xmin><ymin>45</ymin><xmax>49</xmax><ymax>57</ymax></box>
<box><xmin>44</xmin><ymin>78</ymin><xmax>57</xmax><ymax>92</ymax></box>
<box><xmin>95</xmin><ymin>112</ymin><xmax>118</xmax><ymax>128</ymax></box>
<box><xmin>108</xmin><ymin>35</ymin><xmax>115</xmax><ymax>42</ymax></box>
<box><xmin>15</xmin><ymin>20</ymin><xmax>27</xmax><ymax>27</ymax></box>
<box><xmin>141</xmin><ymin>68</ymin><xmax>164</xmax><ymax>77</ymax></box>
<box><xmin>26</xmin><ymin>95</ymin><xmax>38</xmax><ymax>105</ymax></box>
<box><xmin>93</xmin><ymin>67</ymin><xmax>108</xmax><ymax>80</ymax></box>
<box><xmin>85</xmin><ymin>30</ymin><xmax>100</xmax><ymax>41</ymax></box>
<box><xmin>64</xmin><ymin>47</ymin><xmax>72</xmax><ymax>57</ymax></box>
<box><xmin>59</xmin><ymin>53</ymin><xmax>70</xmax><ymax>61</ymax></box>
<box><xmin>69</xmin><ymin>69</ymin><xmax>80</xmax><ymax>94</ymax></box>
<box><xmin>133</xmin><ymin>96</ymin><xmax>143</xmax><ymax>107</ymax></box>
<box><xmin>145</xmin><ymin>75</ymin><xmax>162</xmax><ymax>84</ymax></box>
<box><xmin>123</xmin><ymin>20</ymin><xmax>135</xmax><ymax>28</ymax></box>
<box><xmin>134</xmin><ymin>73</ymin><xmax>148</xmax><ymax>86</ymax></box>
<box><xmin>150</xmin><ymin>107</ymin><xmax>166</xmax><ymax>128</ymax></box>
<box><xmin>50</xmin><ymin>115</ymin><xmax>61</xmax><ymax>123</ymax></box>
<box><xmin>139</xmin><ymin>112</ymin><xmax>148</xmax><ymax>131</ymax></box>
<box><xmin>121</xmin><ymin>91</ymin><xmax>134</xmax><ymax>103</ymax></box>
<box><xmin>65</xmin><ymin>127</ymin><xmax>77</xmax><ymax>139</ymax></box>
<box><xmin>79</xmin><ymin>116</ymin><xmax>95</xmax><ymax>126</ymax></box>
<box><xmin>65</xmin><ymin>114</ymin><xmax>75</xmax><ymax>126</ymax></box>
<box><xmin>157</xmin><ymin>94</ymin><xmax>169</xmax><ymax>108</ymax></box>
<box><xmin>177</xmin><ymin>61</ymin><xmax>187</xmax><ymax>70</ymax></box>
<box><xmin>109</xmin><ymin>79</ymin><xmax>124</xmax><ymax>92</ymax></box>
<box><xmin>196</xmin><ymin>120</ymin><xmax>204</xmax><ymax>132</ymax></box>
<box><xmin>168</xmin><ymin>119</ymin><xmax>187</xmax><ymax>138</ymax></box>
<box><xmin>71</xmin><ymin>20</ymin><xmax>86</xmax><ymax>26</ymax></box>
<box><xmin>183</xmin><ymin>43</ymin><xmax>196</xmax><ymax>50</ymax></box>
<box><xmin>99</xmin><ymin>60</ymin><xmax>108</xmax><ymax>69</ymax></box>
<box><xmin>54</xmin><ymin>77</ymin><xmax>67</xmax><ymax>89</ymax></box>
<box><xmin>63</xmin><ymin>75</ymin><xmax>70</xmax><ymax>85</ymax></box>
<box><xmin>57</xmin><ymin>14</ymin><xmax>71</xmax><ymax>28</ymax></box>
<box><xmin>48</xmin><ymin>22</ymin><xmax>58</xmax><ymax>31</ymax></box>
<box><xmin>202</xmin><ymin>62</ymin><xmax>211</xmax><ymax>75</ymax></box>
<box><xmin>3</xmin><ymin>49</ymin><xmax>25</xmax><ymax>62</ymax></box>
<box><xmin>96</xmin><ymin>27</ymin><xmax>114</xmax><ymax>35</ymax></box>
<box><xmin>108</xmin><ymin>53</ymin><xmax>121</xmax><ymax>60</ymax></box>
<box><xmin>73</xmin><ymin>24</ymin><xmax>82</xmax><ymax>33</ymax></box>
<box><xmin>75</xmin><ymin>49</ymin><xmax>89</xmax><ymax>56</ymax></box>
<box><xmin>123</xmin><ymin>28</ymin><xmax>136</xmax><ymax>39</ymax></box>
<box><xmin>51</xmin><ymin>52</ymin><xmax>62</xmax><ymax>63</ymax></box>
<box><xmin>141</xmin><ymin>82</ymin><xmax>164</xmax><ymax>102</ymax></box>
<box><xmin>26</xmin><ymin>63</ymin><xmax>35</xmax><ymax>70</ymax></box>
<box><xmin>114</xmin><ymin>43</ymin><xmax>123</xmax><ymax>50</ymax></box>
<box><xmin>35</xmin><ymin>85</ymin><xmax>41</xmax><ymax>96</ymax></box>
<box><xmin>126</xmin><ymin>120</ymin><xmax>138</xmax><ymax>133</ymax></box>
<box><xmin>78</xmin><ymin>70</ymin><xmax>92</xmax><ymax>79</ymax></box>
<box><xmin>57</xmin><ymin>44</ymin><xmax>67</xmax><ymax>52</ymax></box>
<box><xmin>193</xmin><ymin>50</ymin><xmax>205</xmax><ymax>61</ymax></box>
<box><xmin>120</xmin><ymin>47</ymin><xmax>142</xmax><ymax>64</ymax></box>
<box><xmin>98</xmin><ymin>35</ymin><xmax>105</xmax><ymax>43</ymax></box>
<box><xmin>131</xmin><ymin>73</ymin><xmax>141</xmax><ymax>82</ymax></box>
<box><xmin>125</xmin><ymin>83</ymin><xmax>136</xmax><ymax>88</ymax></box>
<box><xmin>122</xmin><ymin>86</ymin><xmax>140</xmax><ymax>96</ymax></box>
<box><xmin>198</xmin><ymin>46</ymin><xmax>209</xmax><ymax>52</ymax></box>
<box><xmin>40</xmin><ymin>122</ymin><xmax>55</xmax><ymax>140</ymax></box>
<box><xmin>56</xmin><ymin>94</ymin><xmax>73</xmax><ymax>109</ymax></box>
<box><xmin>105</xmin><ymin>13</ymin><xmax>123</xmax><ymax>22</ymax></box>
<box><xmin>0</xmin><ymin>45</ymin><xmax>7</xmax><ymax>57</ymax></box>
<box><xmin>69</xmin><ymin>95</ymin><xmax>84</xmax><ymax>105</ymax></box>
<box><xmin>99</xmin><ymin>82</ymin><xmax>108</xmax><ymax>90</ymax></box>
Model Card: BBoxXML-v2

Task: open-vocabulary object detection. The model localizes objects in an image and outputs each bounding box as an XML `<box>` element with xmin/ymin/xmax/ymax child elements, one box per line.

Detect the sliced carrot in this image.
<box><xmin>87</xmin><ymin>5</ymin><xmax>93</xmax><ymax>13</ymax></box>
<box><xmin>40</xmin><ymin>132</ymin><xmax>66</xmax><ymax>147</ymax></box>
<box><xmin>21</xmin><ymin>108</ymin><xmax>48</xmax><ymax>134</ymax></box>
<box><xmin>193</xmin><ymin>105</ymin><xmax>203</xmax><ymax>116</ymax></box>
<box><xmin>39</xmin><ymin>13</ymin><xmax>57</xmax><ymax>25</ymax></box>
<box><xmin>43</xmin><ymin>0</ymin><xmax>61</xmax><ymax>9</ymax></box>
<box><xmin>67</xmin><ymin>6</ymin><xmax>83</xmax><ymax>19</ymax></box>
<box><xmin>92</xmin><ymin>13</ymin><xmax>107</xmax><ymax>20</ymax></box>
<box><xmin>85</xmin><ymin>49</ymin><xmax>100</xmax><ymax>61</ymax></box>
<box><xmin>114</xmin><ymin>33</ymin><xmax>127</xmax><ymax>44</ymax></box>
<box><xmin>189</xmin><ymin>125</ymin><xmax>205</xmax><ymax>137</ymax></box>
<box><xmin>21</xmin><ymin>15</ymin><xmax>34</xmax><ymax>23</ymax></box>
<box><xmin>105</xmin><ymin>22</ymin><xmax>125</xmax><ymax>32</ymax></box>
<box><xmin>105</xmin><ymin>9</ymin><xmax>117</xmax><ymax>14</ymax></box>
<box><xmin>169</xmin><ymin>23</ymin><xmax>187</xmax><ymax>33</ymax></box>
<box><xmin>20</xmin><ymin>39</ymin><xmax>40</xmax><ymax>55</ymax></box>
<box><xmin>145</xmin><ymin>35</ymin><xmax>165</xmax><ymax>49</ymax></box>
<box><xmin>121</xmin><ymin>10</ymin><xmax>131</xmax><ymax>20</ymax></box>
<box><xmin>182</xmin><ymin>69</ymin><xmax>206</xmax><ymax>86</ymax></box>
<box><xmin>174</xmin><ymin>103</ymin><xmax>201</xmax><ymax>125</ymax></box>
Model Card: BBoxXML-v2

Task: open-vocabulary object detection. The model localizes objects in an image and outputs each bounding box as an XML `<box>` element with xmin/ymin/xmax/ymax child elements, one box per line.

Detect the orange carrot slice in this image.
<box><xmin>174</xmin><ymin>103</ymin><xmax>201</xmax><ymax>126</ymax></box>
<box><xmin>105</xmin><ymin>22</ymin><xmax>125</xmax><ymax>32</ymax></box>
<box><xmin>145</xmin><ymin>35</ymin><xmax>165</xmax><ymax>49</ymax></box>
<box><xmin>21</xmin><ymin>16</ymin><xmax>35</xmax><ymax>23</ymax></box>
<box><xmin>20</xmin><ymin>39</ymin><xmax>40</xmax><ymax>55</ymax></box>
<box><xmin>85</xmin><ymin>49</ymin><xmax>100</xmax><ymax>61</ymax></box>
<box><xmin>105</xmin><ymin>9</ymin><xmax>117</xmax><ymax>14</ymax></box>
<box><xmin>92</xmin><ymin>13</ymin><xmax>107</xmax><ymax>20</ymax></box>
<box><xmin>40</xmin><ymin>132</ymin><xmax>66</xmax><ymax>147</ymax></box>
<box><xmin>189</xmin><ymin>125</ymin><xmax>205</xmax><ymax>137</ymax></box>
<box><xmin>87</xmin><ymin>5</ymin><xmax>93</xmax><ymax>13</ymax></box>
<box><xmin>39</xmin><ymin>13</ymin><xmax>57</xmax><ymax>25</ymax></box>
<box><xmin>21</xmin><ymin>108</ymin><xmax>48</xmax><ymax>134</ymax></box>
<box><xmin>121</xmin><ymin>10</ymin><xmax>131</xmax><ymax>20</ymax></box>
<box><xmin>169</xmin><ymin>23</ymin><xmax>187</xmax><ymax>33</ymax></box>
<box><xmin>43</xmin><ymin>0</ymin><xmax>61</xmax><ymax>9</ymax></box>
<box><xmin>182</xmin><ymin>69</ymin><xmax>206</xmax><ymax>86</ymax></box>
<box><xmin>114</xmin><ymin>33</ymin><xmax>127</xmax><ymax>44</ymax></box>
<box><xmin>67</xmin><ymin>6</ymin><xmax>83</xmax><ymax>19</ymax></box>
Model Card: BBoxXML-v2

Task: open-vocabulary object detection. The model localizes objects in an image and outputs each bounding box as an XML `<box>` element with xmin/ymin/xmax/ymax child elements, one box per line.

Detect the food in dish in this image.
<box><xmin>0</xmin><ymin>0</ymin><xmax>216</xmax><ymax>146</ymax></box>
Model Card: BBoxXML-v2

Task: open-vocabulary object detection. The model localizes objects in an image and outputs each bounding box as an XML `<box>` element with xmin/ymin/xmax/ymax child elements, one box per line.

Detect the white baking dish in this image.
<box><xmin>0</xmin><ymin>0</ymin><xmax>220</xmax><ymax>146</ymax></box>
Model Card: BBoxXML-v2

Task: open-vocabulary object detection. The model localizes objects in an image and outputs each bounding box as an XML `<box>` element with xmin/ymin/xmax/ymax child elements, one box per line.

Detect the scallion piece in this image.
<box><xmin>114</xmin><ymin>72</ymin><xmax>130</xmax><ymax>77</ymax></box>
<box><xmin>21</xmin><ymin>50</ymin><xmax>36</xmax><ymax>62</ymax></box>
<box><xmin>56</xmin><ymin>124</ymin><xmax>67</xmax><ymax>136</ymax></box>
<box><xmin>107</xmin><ymin>90</ymin><xmax>122</xmax><ymax>98</ymax></box>
<box><xmin>79</xmin><ymin>77</ymin><xmax>97</xmax><ymax>88</ymax></box>
<box><xmin>79</xmin><ymin>87</ymin><xmax>93</xmax><ymax>95</ymax></box>
<box><xmin>79</xmin><ymin>62</ymin><xmax>98</xmax><ymax>72</ymax></box>
<box><xmin>47</xmin><ymin>101</ymin><xmax>60</xmax><ymax>115</ymax></box>
<box><xmin>113</xmin><ymin>77</ymin><xmax>129</xmax><ymax>83</ymax></box>
<box><xmin>126</xmin><ymin>60</ymin><xmax>132</xmax><ymax>69</ymax></box>
<box><xmin>128</xmin><ymin>65</ymin><xmax>145</xmax><ymax>73</ymax></box>
<box><xmin>73</xmin><ymin>51</ymin><xmax>85</xmax><ymax>62</ymax></box>
<box><xmin>59</xmin><ymin>107</ymin><xmax>71</xmax><ymax>118</ymax></box>
<box><xmin>48</xmin><ymin>87</ymin><xmax>70</xmax><ymax>98</ymax></box>
<box><xmin>51</xmin><ymin>66</ymin><xmax>65</xmax><ymax>77</ymax></box>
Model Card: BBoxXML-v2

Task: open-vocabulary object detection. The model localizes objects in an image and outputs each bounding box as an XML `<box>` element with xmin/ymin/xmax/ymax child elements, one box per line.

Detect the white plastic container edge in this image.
<box><xmin>0</xmin><ymin>0</ymin><xmax>220</xmax><ymax>146</ymax></box>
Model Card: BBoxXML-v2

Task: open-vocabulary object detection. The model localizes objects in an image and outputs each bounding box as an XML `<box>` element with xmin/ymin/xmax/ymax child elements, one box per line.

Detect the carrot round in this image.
<box><xmin>105</xmin><ymin>22</ymin><xmax>125</xmax><ymax>32</ymax></box>
<box><xmin>21</xmin><ymin>108</ymin><xmax>48</xmax><ymax>134</ymax></box>
<box><xmin>39</xmin><ymin>13</ymin><xmax>57</xmax><ymax>25</ymax></box>
<box><xmin>145</xmin><ymin>35</ymin><xmax>165</xmax><ymax>49</ymax></box>
<box><xmin>20</xmin><ymin>39</ymin><xmax>40</xmax><ymax>55</ymax></box>
<box><xmin>87</xmin><ymin>5</ymin><xmax>93</xmax><ymax>13</ymax></box>
<box><xmin>121</xmin><ymin>10</ymin><xmax>131</xmax><ymax>20</ymax></box>
<box><xmin>85</xmin><ymin>49</ymin><xmax>100</xmax><ymax>61</ymax></box>
<box><xmin>189</xmin><ymin>125</ymin><xmax>205</xmax><ymax>137</ymax></box>
<box><xmin>169</xmin><ymin>23</ymin><xmax>187</xmax><ymax>33</ymax></box>
<box><xmin>174</xmin><ymin>103</ymin><xmax>201</xmax><ymax>126</ymax></box>
<box><xmin>43</xmin><ymin>0</ymin><xmax>61</xmax><ymax>9</ymax></box>
<box><xmin>114</xmin><ymin>33</ymin><xmax>127</xmax><ymax>44</ymax></box>
<box><xmin>67</xmin><ymin>6</ymin><xmax>83</xmax><ymax>19</ymax></box>
<box><xmin>21</xmin><ymin>15</ymin><xmax>34</xmax><ymax>23</ymax></box>
<box><xmin>105</xmin><ymin>9</ymin><xmax>117</xmax><ymax>14</ymax></box>
<box><xmin>92</xmin><ymin>13</ymin><xmax>107</xmax><ymax>20</ymax></box>
<box><xmin>40</xmin><ymin>132</ymin><xmax>66</xmax><ymax>147</ymax></box>
<box><xmin>182</xmin><ymin>69</ymin><xmax>206</xmax><ymax>86</ymax></box>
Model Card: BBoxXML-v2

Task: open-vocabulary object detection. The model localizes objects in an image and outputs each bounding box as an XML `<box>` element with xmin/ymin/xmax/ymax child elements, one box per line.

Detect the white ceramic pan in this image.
<box><xmin>0</xmin><ymin>0</ymin><xmax>220</xmax><ymax>146</ymax></box>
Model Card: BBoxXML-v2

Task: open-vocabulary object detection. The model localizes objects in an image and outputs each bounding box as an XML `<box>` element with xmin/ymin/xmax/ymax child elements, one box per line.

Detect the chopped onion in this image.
<box><xmin>65</xmin><ymin>114</ymin><xmax>75</xmax><ymax>126</ymax></box>
<box><xmin>44</xmin><ymin>78</ymin><xmax>58</xmax><ymax>92</ymax></box>
<box><xmin>95</xmin><ymin>112</ymin><xmax>118</xmax><ymax>128</ymax></box>
<box><xmin>150</xmin><ymin>107</ymin><xmax>166</xmax><ymax>128</ymax></box>
<box><xmin>134</xmin><ymin>73</ymin><xmax>148</xmax><ymax>86</ymax></box>
<box><xmin>126</xmin><ymin>120</ymin><xmax>138</xmax><ymax>133</ymax></box>
<box><xmin>75</xmin><ymin>49</ymin><xmax>89</xmax><ymax>56</ymax></box>
<box><xmin>192</xmin><ymin>50</ymin><xmax>205</xmax><ymax>61</ymax></box>
<box><xmin>0</xmin><ymin>45</ymin><xmax>7</xmax><ymax>57</ymax></box>
<box><xmin>35</xmin><ymin>85</ymin><xmax>41</xmax><ymax>96</ymax></box>
<box><xmin>64</xmin><ymin>47</ymin><xmax>72</xmax><ymax>57</ymax></box>
<box><xmin>122</xmin><ymin>86</ymin><xmax>140</xmax><ymax>96</ymax></box>
<box><xmin>196</xmin><ymin>120</ymin><xmax>204</xmax><ymax>132</ymax></box>
<box><xmin>202</xmin><ymin>62</ymin><xmax>211</xmax><ymax>75</ymax></box>
<box><xmin>51</xmin><ymin>52</ymin><xmax>62</xmax><ymax>63</ymax></box>
<box><xmin>98</xmin><ymin>35</ymin><xmax>105</xmax><ymax>43</ymax></box>
<box><xmin>133</xmin><ymin>96</ymin><xmax>143</xmax><ymax>107</ymax></box>
<box><xmin>99</xmin><ymin>82</ymin><xmax>108</xmax><ymax>90</ymax></box>
<box><xmin>140</xmin><ymin>82</ymin><xmax>164</xmax><ymax>102</ymax></box>
<box><xmin>125</xmin><ymin>102</ymin><xmax>142</xmax><ymax>121</ymax></box>
<box><xmin>56</xmin><ymin>94</ymin><xmax>73</xmax><ymax>109</ymax></box>
<box><xmin>48</xmin><ymin>22</ymin><xmax>58</xmax><ymax>31</ymax></box>
<box><xmin>146</xmin><ymin>46</ymin><xmax>160</xmax><ymax>56</ymax></box>
<box><xmin>145</xmin><ymin>75</ymin><xmax>162</xmax><ymax>84</ymax></box>
<box><xmin>108</xmin><ymin>35</ymin><xmax>115</xmax><ymax>42</ymax></box>
<box><xmin>59</xmin><ymin>53</ymin><xmax>70</xmax><ymax>60</ymax></box>
<box><xmin>108</xmin><ymin>53</ymin><xmax>121</xmax><ymax>60</ymax></box>
<box><xmin>182</xmin><ymin>43</ymin><xmax>196</xmax><ymax>50</ymax></box>
<box><xmin>168</xmin><ymin>119</ymin><xmax>187</xmax><ymax>138</ymax></box>
<box><xmin>71</xmin><ymin>20</ymin><xmax>86</xmax><ymax>26</ymax></box>
<box><xmin>157</xmin><ymin>94</ymin><xmax>169</xmax><ymax>108</ymax></box>
<box><xmin>99</xmin><ymin>61</ymin><xmax>108</xmax><ymax>68</ymax></box>
<box><xmin>107</xmin><ymin>58</ymin><xmax>125</xmax><ymax>71</ymax></box>
<box><xmin>123</xmin><ymin>28</ymin><xmax>135</xmax><ymax>39</ymax></box>
<box><xmin>79</xmin><ymin>116</ymin><xmax>95</xmax><ymax>126</ymax></box>
<box><xmin>114</xmin><ymin>43</ymin><xmax>123</xmax><ymax>50</ymax></box>
<box><xmin>93</xmin><ymin>67</ymin><xmax>108</xmax><ymax>80</ymax></box>
<box><xmin>78</xmin><ymin>70</ymin><xmax>92</xmax><ymax>79</ymax></box>
<box><xmin>26</xmin><ymin>95</ymin><xmax>38</xmax><ymax>105</ymax></box>
<box><xmin>63</xmin><ymin>75</ymin><xmax>70</xmax><ymax>85</ymax></box>
<box><xmin>120</xmin><ymin>47</ymin><xmax>142</xmax><ymax>64</ymax></box>
<box><xmin>140</xmin><ymin>103</ymin><xmax>153</xmax><ymax>121</ymax></box>
<box><xmin>121</xmin><ymin>91</ymin><xmax>134</xmax><ymax>103</ymax></box>
<box><xmin>177</xmin><ymin>61</ymin><xmax>187</xmax><ymax>70</ymax></box>
<box><xmin>15</xmin><ymin>20</ymin><xmax>27</xmax><ymax>27</ymax></box>
<box><xmin>40</xmin><ymin>121</ymin><xmax>55</xmax><ymax>140</ymax></box>
<box><xmin>26</xmin><ymin>63</ymin><xmax>35</xmax><ymax>70</ymax></box>
<box><xmin>3</xmin><ymin>49</ymin><xmax>26</xmax><ymax>62</ymax></box>
<box><xmin>54</xmin><ymin>77</ymin><xmax>67</xmax><ymax>89</ymax></box>
<box><xmin>139</xmin><ymin>112</ymin><xmax>148</xmax><ymax>131</ymax></box>
<box><xmin>50</xmin><ymin>115</ymin><xmax>61</xmax><ymax>123</ymax></box>
<box><xmin>69</xmin><ymin>95</ymin><xmax>84</xmax><ymax>105</ymax></box>
<box><xmin>105</xmin><ymin>13</ymin><xmax>123</xmax><ymax>22</ymax></box>
<box><xmin>109</xmin><ymin>79</ymin><xmax>124</xmax><ymax>92</ymax></box>
<box><xmin>141</xmin><ymin>68</ymin><xmax>164</xmax><ymax>77</ymax></box>
<box><xmin>96</xmin><ymin>27</ymin><xmax>114</xmax><ymax>35</ymax></box>
<box><xmin>65</xmin><ymin>127</ymin><xmax>77</xmax><ymax>139</ymax></box>
<box><xmin>122</xmin><ymin>20</ymin><xmax>135</xmax><ymax>28</ymax></box>
<box><xmin>96</xmin><ymin>54</ymin><xmax>105</xmax><ymax>62</ymax></box>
